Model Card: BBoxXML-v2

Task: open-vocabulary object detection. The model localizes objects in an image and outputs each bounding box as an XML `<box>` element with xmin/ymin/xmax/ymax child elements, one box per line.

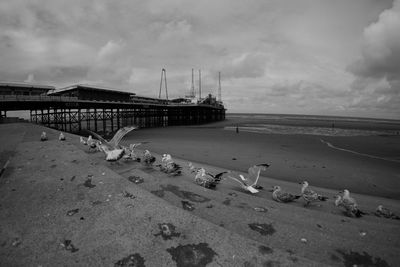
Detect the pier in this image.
<box><xmin>0</xmin><ymin>83</ymin><xmax>225</xmax><ymax>133</ymax></box>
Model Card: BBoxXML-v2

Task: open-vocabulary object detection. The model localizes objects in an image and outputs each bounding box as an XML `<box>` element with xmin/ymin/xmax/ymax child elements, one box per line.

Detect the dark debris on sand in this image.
<box><xmin>60</xmin><ymin>239</ymin><xmax>79</xmax><ymax>253</ymax></box>
<box><xmin>248</xmin><ymin>223</ymin><xmax>276</xmax><ymax>236</ymax></box>
<box><xmin>66</xmin><ymin>208</ymin><xmax>79</xmax><ymax>216</ymax></box>
<box><xmin>114</xmin><ymin>253</ymin><xmax>146</xmax><ymax>267</ymax></box>
<box><xmin>128</xmin><ymin>175</ymin><xmax>144</xmax><ymax>184</ymax></box>
<box><xmin>181</xmin><ymin>201</ymin><xmax>195</xmax><ymax>211</ymax></box>
<box><xmin>166</xmin><ymin>243</ymin><xmax>217</xmax><ymax>267</ymax></box>
<box><xmin>154</xmin><ymin>223</ymin><xmax>181</xmax><ymax>240</ymax></box>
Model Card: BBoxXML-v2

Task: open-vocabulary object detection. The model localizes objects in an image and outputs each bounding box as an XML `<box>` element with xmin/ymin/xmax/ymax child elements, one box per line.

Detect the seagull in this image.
<box><xmin>121</xmin><ymin>143</ymin><xmax>142</xmax><ymax>161</ymax></box>
<box><xmin>334</xmin><ymin>193</ymin><xmax>366</xmax><ymax>218</ymax></box>
<box><xmin>143</xmin><ymin>150</ymin><xmax>156</xmax><ymax>166</ymax></box>
<box><xmin>87</xmin><ymin>126</ymin><xmax>137</xmax><ymax>161</ymax></box>
<box><xmin>271</xmin><ymin>186</ymin><xmax>301</xmax><ymax>203</ymax></box>
<box><xmin>188</xmin><ymin>162</ymin><xmax>201</xmax><ymax>173</ymax></box>
<box><xmin>190</xmin><ymin>163</ymin><xmax>227</xmax><ymax>189</ymax></box>
<box><xmin>300</xmin><ymin>181</ymin><xmax>328</xmax><ymax>206</ymax></box>
<box><xmin>40</xmin><ymin>131</ymin><xmax>48</xmax><ymax>141</ymax></box>
<box><xmin>227</xmin><ymin>163</ymin><xmax>270</xmax><ymax>193</ymax></box>
<box><xmin>158</xmin><ymin>154</ymin><xmax>182</xmax><ymax>175</ymax></box>
<box><xmin>59</xmin><ymin>132</ymin><xmax>66</xmax><ymax>141</ymax></box>
<box><xmin>374</xmin><ymin>205</ymin><xmax>400</xmax><ymax>220</ymax></box>
<box><xmin>80</xmin><ymin>136</ymin><xmax>87</xmax><ymax>145</ymax></box>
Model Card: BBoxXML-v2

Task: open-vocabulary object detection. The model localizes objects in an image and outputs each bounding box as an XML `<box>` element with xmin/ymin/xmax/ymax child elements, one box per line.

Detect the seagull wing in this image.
<box><xmin>109</xmin><ymin>126</ymin><xmax>137</xmax><ymax>148</ymax></box>
<box><xmin>87</xmin><ymin>130</ymin><xmax>111</xmax><ymax>149</ymax></box>
<box><xmin>248</xmin><ymin>165</ymin><xmax>262</xmax><ymax>187</ymax></box>
<box><xmin>246</xmin><ymin>186</ymin><xmax>259</xmax><ymax>193</ymax></box>
<box><xmin>228</xmin><ymin>175</ymin><xmax>245</xmax><ymax>186</ymax></box>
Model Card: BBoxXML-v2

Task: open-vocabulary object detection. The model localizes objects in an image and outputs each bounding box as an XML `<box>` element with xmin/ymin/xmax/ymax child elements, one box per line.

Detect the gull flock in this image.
<box><xmin>40</xmin><ymin>127</ymin><xmax>399</xmax><ymax>220</ymax></box>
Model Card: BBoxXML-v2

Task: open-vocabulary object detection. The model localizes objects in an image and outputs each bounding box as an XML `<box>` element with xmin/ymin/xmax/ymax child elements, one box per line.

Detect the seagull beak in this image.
<box><xmin>267</xmin><ymin>188</ymin><xmax>274</xmax><ymax>192</ymax></box>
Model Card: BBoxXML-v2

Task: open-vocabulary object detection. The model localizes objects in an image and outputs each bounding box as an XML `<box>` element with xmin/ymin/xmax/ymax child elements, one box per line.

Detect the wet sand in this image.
<box><xmin>121</xmin><ymin>122</ymin><xmax>400</xmax><ymax>199</ymax></box>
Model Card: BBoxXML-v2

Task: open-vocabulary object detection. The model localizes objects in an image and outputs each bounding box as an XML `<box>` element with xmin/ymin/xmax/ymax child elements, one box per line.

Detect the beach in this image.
<box><xmin>121</xmin><ymin>114</ymin><xmax>400</xmax><ymax>199</ymax></box>
<box><xmin>1</xmin><ymin>118</ymin><xmax>400</xmax><ymax>266</ymax></box>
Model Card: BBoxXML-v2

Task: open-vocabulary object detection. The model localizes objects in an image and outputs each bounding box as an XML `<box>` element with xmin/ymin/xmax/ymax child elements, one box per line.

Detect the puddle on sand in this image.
<box><xmin>222</xmin><ymin>198</ymin><xmax>231</xmax><ymax>206</ymax></box>
<box><xmin>333</xmin><ymin>249</ymin><xmax>389</xmax><ymax>267</ymax></box>
<box><xmin>159</xmin><ymin>184</ymin><xmax>210</xmax><ymax>203</ymax></box>
<box><xmin>259</xmin><ymin>245</ymin><xmax>273</xmax><ymax>255</ymax></box>
<box><xmin>167</xmin><ymin>243</ymin><xmax>217</xmax><ymax>267</ymax></box>
<box><xmin>83</xmin><ymin>178</ymin><xmax>96</xmax><ymax>188</ymax></box>
<box><xmin>248</xmin><ymin>223</ymin><xmax>276</xmax><ymax>236</ymax></box>
<box><xmin>154</xmin><ymin>223</ymin><xmax>181</xmax><ymax>240</ymax></box>
<box><xmin>151</xmin><ymin>190</ymin><xmax>165</xmax><ymax>198</ymax></box>
<box><xmin>114</xmin><ymin>253</ymin><xmax>145</xmax><ymax>267</ymax></box>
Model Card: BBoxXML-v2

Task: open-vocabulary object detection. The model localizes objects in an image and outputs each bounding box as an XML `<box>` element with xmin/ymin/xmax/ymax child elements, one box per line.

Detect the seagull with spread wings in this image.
<box><xmin>87</xmin><ymin>126</ymin><xmax>137</xmax><ymax>161</ymax></box>
<box><xmin>227</xmin><ymin>163</ymin><xmax>270</xmax><ymax>193</ymax></box>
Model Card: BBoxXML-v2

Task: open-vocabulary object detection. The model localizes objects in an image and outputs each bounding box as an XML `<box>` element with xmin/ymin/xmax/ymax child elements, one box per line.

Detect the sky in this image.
<box><xmin>1</xmin><ymin>0</ymin><xmax>399</xmax><ymax>119</ymax></box>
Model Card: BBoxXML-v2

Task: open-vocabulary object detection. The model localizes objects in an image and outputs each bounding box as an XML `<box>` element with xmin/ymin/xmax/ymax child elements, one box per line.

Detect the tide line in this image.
<box><xmin>320</xmin><ymin>139</ymin><xmax>400</xmax><ymax>163</ymax></box>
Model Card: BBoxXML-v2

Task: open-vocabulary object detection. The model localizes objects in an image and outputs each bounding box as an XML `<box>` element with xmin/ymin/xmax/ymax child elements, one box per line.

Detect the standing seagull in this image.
<box><xmin>158</xmin><ymin>154</ymin><xmax>182</xmax><ymax>175</ymax></box>
<box><xmin>40</xmin><ymin>131</ymin><xmax>48</xmax><ymax>141</ymax></box>
<box><xmin>334</xmin><ymin>193</ymin><xmax>366</xmax><ymax>218</ymax></box>
<box><xmin>59</xmin><ymin>132</ymin><xmax>66</xmax><ymax>141</ymax></box>
<box><xmin>87</xmin><ymin>126</ymin><xmax>137</xmax><ymax>161</ymax></box>
<box><xmin>142</xmin><ymin>150</ymin><xmax>156</xmax><ymax>166</ymax></box>
<box><xmin>341</xmin><ymin>189</ymin><xmax>367</xmax><ymax>217</ymax></box>
<box><xmin>191</xmin><ymin>163</ymin><xmax>227</xmax><ymax>189</ymax></box>
<box><xmin>300</xmin><ymin>181</ymin><xmax>328</xmax><ymax>206</ymax></box>
<box><xmin>227</xmin><ymin>163</ymin><xmax>270</xmax><ymax>193</ymax></box>
<box><xmin>271</xmin><ymin>186</ymin><xmax>301</xmax><ymax>203</ymax></box>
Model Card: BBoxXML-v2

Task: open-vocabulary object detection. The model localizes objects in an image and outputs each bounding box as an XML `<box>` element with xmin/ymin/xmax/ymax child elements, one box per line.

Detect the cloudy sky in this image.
<box><xmin>1</xmin><ymin>0</ymin><xmax>399</xmax><ymax>119</ymax></box>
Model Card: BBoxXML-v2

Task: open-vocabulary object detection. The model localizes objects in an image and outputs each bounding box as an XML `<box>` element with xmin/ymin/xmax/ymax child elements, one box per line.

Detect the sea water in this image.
<box><xmin>224</xmin><ymin>113</ymin><xmax>400</xmax><ymax>137</ymax></box>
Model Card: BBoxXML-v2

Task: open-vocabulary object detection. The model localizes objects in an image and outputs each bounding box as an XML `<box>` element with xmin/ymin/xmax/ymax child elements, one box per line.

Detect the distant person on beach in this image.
<box><xmin>236</xmin><ymin>124</ymin><xmax>239</xmax><ymax>133</ymax></box>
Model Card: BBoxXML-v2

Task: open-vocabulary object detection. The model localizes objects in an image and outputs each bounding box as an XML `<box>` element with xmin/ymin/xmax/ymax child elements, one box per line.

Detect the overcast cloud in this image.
<box><xmin>0</xmin><ymin>0</ymin><xmax>399</xmax><ymax>119</ymax></box>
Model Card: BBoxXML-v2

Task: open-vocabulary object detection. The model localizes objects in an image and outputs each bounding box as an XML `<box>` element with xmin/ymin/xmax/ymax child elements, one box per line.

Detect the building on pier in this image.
<box><xmin>0</xmin><ymin>82</ymin><xmax>54</xmax><ymax>96</ymax></box>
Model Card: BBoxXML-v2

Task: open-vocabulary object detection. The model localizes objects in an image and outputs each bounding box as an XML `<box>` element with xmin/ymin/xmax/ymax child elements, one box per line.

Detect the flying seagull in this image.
<box><xmin>374</xmin><ymin>205</ymin><xmax>400</xmax><ymax>220</ymax></box>
<box><xmin>87</xmin><ymin>126</ymin><xmax>137</xmax><ymax>161</ymax></box>
<box><xmin>40</xmin><ymin>131</ymin><xmax>48</xmax><ymax>141</ymax></box>
<box><xmin>227</xmin><ymin>163</ymin><xmax>270</xmax><ymax>193</ymax></box>
<box><xmin>300</xmin><ymin>181</ymin><xmax>328</xmax><ymax>206</ymax></box>
<box><xmin>271</xmin><ymin>186</ymin><xmax>301</xmax><ymax>203</ymax></box>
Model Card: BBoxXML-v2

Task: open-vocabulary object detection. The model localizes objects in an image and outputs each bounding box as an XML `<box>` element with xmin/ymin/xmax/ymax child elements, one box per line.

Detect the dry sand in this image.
<box><xmin>1</xmin><ymin>122</ymin><xmax>400</xmax><ymax>266</ymax></box>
